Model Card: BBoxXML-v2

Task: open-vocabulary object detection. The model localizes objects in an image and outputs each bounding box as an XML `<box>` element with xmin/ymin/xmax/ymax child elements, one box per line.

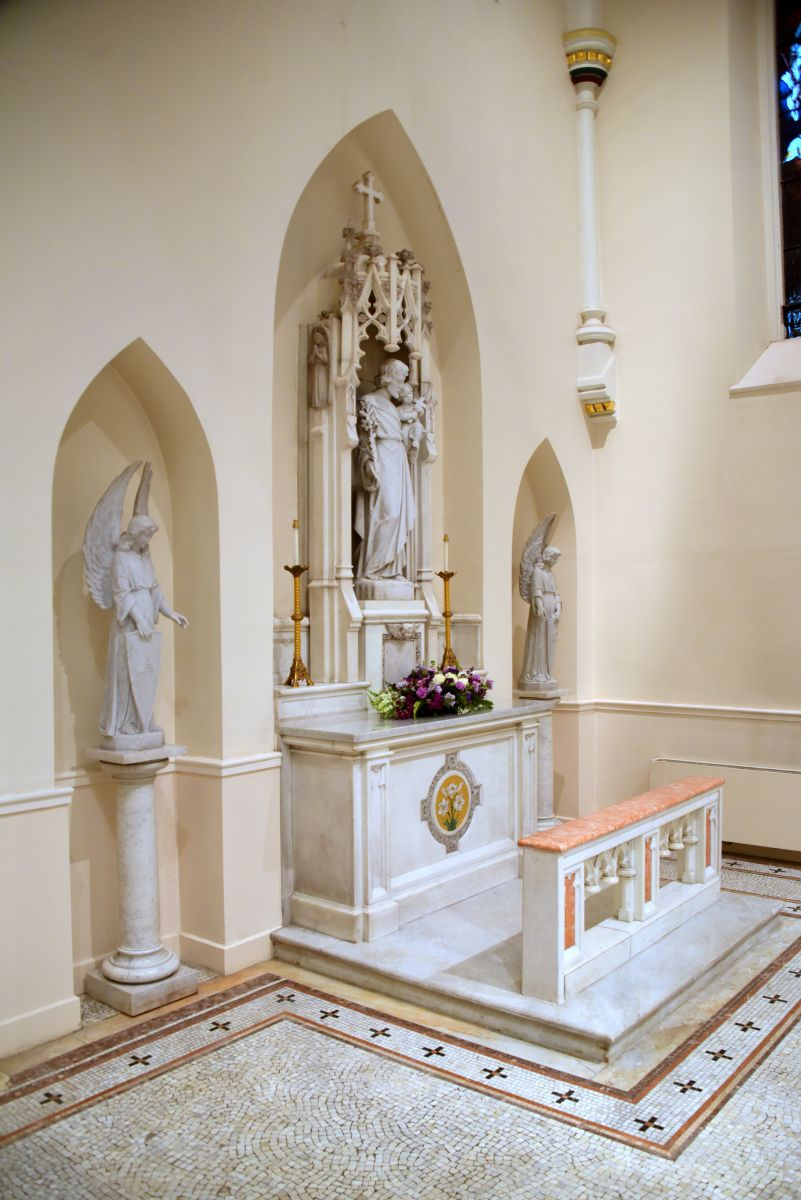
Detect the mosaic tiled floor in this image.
<box><xmin>663</xmin><ymin>851</ymin><xmax>801</xmax><ymax>917</ymax></box>
<box><xmin>2</xmin><ymin>859</ymin><xmax>800</xmax><ymax>1199</ymax></box>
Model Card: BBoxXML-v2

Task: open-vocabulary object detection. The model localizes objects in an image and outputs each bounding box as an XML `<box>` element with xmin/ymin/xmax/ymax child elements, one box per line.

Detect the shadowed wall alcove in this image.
<box><xmin>272</xmin><ymin>109</ymin><xmax>484</xmax><ymax>676</ymax></box>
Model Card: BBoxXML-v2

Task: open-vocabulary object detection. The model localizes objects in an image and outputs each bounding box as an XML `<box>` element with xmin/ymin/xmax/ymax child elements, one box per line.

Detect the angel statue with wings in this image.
<box><xmin>83</xmin><ymin>462</ymin><xmax>188</xmax><ymax>750</ymax></box>
<box><xmin>518</xmin><ymin>512</ymin><xmax>562</xmax><ymax>691</ymax></box>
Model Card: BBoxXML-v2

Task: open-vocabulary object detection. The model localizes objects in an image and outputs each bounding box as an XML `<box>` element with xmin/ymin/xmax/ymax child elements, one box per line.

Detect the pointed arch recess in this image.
<box><xmin>52</xmin><ymin>337</ymin><xmax>222</xmax><ymax>769</ymax></box>
<box><xmin>272</xmin><ymin>110</ymin><xmax>484</xmax><ymax>637</ymax></box>
<box><xmin>511</xmin><ymin>440</ymin><xmax>577</xmax><ymax>696</ymax></box>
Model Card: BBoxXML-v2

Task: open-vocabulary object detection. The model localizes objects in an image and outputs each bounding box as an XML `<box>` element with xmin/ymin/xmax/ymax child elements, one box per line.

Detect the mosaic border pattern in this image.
<box><xmin>661</xmin><ymin>853</ymin><xmax>801</xmax><ymax>917</ymax></box>
<box><xmin>1</xmin><ymin>939</ymin><xmax>799</xmax><ymax>1162</ymax></box>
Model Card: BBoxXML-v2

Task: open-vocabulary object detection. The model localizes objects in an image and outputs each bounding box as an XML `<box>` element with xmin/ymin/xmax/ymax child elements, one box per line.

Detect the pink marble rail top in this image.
<box><xmin>519</xmin><ymin>776</ymin><xmax>724</xmax><ymax>854</ymax></box>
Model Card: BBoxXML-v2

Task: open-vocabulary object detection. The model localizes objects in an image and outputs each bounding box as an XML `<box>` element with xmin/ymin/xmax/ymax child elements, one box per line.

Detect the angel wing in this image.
<box><xmin>519</xmin><ymin>512</ymin><xmax>556</xmax><ymax>603</ymax></box>
<box><xmin>82</xmin><ymin>461</ymin><xmax>142</xmax><ymax>609</ymax></box>
<box><xmin>133</xmin><ymin>460</ymin><xmax>152</xmax><ymax>516</ymax></box>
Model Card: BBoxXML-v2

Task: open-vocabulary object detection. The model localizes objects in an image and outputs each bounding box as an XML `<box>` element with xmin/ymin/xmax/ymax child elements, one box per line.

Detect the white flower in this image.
<box><xmin>433</xmin><ymin>672</ymin><xmax>445</xmax><ymax>685</ymax></box>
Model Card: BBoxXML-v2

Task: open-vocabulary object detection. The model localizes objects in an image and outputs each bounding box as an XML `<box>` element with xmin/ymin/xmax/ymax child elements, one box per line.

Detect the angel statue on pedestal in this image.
<box><xmin>83</xmin><ymin>462</ymin><xmax>189</xmax><ymax>750</ymax></box>
<box><xmin>518</xmin><ymin>512</ymin><xmax>561</xmax><ymax>692</ymax></box>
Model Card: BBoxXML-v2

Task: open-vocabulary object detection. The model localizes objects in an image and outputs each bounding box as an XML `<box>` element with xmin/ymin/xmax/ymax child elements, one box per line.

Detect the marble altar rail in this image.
<box><xmin>519</xmin><ymin>777</ymin><xmax>724</xmax><ymax>1004</ymax></box>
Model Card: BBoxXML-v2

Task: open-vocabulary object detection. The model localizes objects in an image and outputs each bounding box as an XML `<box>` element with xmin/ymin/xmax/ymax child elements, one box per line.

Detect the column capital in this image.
<box><xmin>563</xmin><ymin>28</ymin><xmax>616</xmax><ymax>95</ymax></box>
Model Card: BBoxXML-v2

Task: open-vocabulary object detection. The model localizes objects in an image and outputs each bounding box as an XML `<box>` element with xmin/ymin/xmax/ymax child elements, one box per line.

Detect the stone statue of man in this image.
<box><xmin>353</xmin><ymin>357</ymin><xmax>422</xmax><ymax>589</ymax></box>
<box><xmin>518</xmin><ymin>513</ymin><xmax>562</xmax><ymax>690</ymax></box>
<box><xmin>83</xmin><ymin>462</ymin><xmax>188</xmax><ymax>750</ymax></box>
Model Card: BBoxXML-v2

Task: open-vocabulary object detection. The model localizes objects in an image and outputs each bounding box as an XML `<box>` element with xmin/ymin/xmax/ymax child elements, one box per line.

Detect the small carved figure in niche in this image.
<box><xmin>308</xmin><ymin>326</ymin><xmax>330</xmax><ymax>409</ymax></box>
<box><xmin>519</xmin><ymin>513</ymin><xmax>562</xmax><ymax>690</ymax></box>
<box><xmin>353</xmin><ymin>358</ymin><xmax>420</xmax><ymax>582</ymax></box>
<box><xmin>396</xmin><ymin>381</ymin><xmax>425</xmax><ymax>462</ymax></box>
<box><xmin>83</xmin><ymin>462</ymin><xmax>189</xmax><ymax>749</ymax></box>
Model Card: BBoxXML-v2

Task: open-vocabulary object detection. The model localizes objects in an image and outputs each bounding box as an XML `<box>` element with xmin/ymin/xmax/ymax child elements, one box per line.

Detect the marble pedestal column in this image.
<box><xmin>515</xmin><ymin>693</ymin><xmax>566</xmax><ymax>829</ymax></box>
<box><xmin>84</xmin><ymin>745</ymin><xmax>199</xmax><ymax>1015</ymax></box>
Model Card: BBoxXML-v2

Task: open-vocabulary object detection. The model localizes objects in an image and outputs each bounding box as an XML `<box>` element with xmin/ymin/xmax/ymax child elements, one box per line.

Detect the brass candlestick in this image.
<box><xmin>436</xmin><ymin>569</ymin><xmax>460</xmax><ymax>671</ymax></box>
<box><xmin>283</xmin><ymin>564</ymin><xmax>313</xmax><ymax>687</ymax></box>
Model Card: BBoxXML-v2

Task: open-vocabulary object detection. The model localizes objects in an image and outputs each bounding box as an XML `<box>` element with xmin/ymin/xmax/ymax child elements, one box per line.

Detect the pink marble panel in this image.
<box><xmin>564</xmin><ymin>873</ymin><xmax>576</xmax><ymax>950</ymax></box>
<box><xmin>519</xmin><ymin>776</ymin><xmax>724</xmax><ymax>854</ymax></box>
<box><xmin>644</xmin><ymin>836</ymin><xmax>653</xmax><ymax>903</ymax></box>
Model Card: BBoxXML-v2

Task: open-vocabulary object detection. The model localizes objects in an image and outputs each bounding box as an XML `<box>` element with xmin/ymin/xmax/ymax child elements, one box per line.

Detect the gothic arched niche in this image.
<box><xmin>52</xmin><ymin>337</ymin><xmax>222</xmax><ymax>769</ymax></box>
<box><xmin>511</xmin><ymin>440</ymin><xmax>577</xmax><ymax>696</ymax></box>
<box><xmin>272</xmin><ymin>109</ymin><xmax>483</xmax><ymax>681</ymax></box>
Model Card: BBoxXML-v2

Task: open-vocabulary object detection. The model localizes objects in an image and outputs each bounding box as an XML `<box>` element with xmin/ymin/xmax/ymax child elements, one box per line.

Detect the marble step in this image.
<box><xmin>272</xmin><ymin>882</ymin><xmax>783</xmax><ymax>1063</ymax></box>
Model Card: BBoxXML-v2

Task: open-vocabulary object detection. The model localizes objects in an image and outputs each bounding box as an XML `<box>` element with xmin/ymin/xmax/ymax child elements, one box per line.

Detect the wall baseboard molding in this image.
<box><xmin>0</xmin><ymin>785</ymin><xmax>73</xmax><ymax>816</ymax></box>
<box><xmin>557</xmin><ymin>699</ymin><xmax>801</xmax><ymax>724</ymax></box>
<box><xmin>179</xmin><ymin>928</ymin><xmax>276</xmax><ymax>975</ymax></box>
<box><xmin>0</xmin><ymin>994</ymin><xmax>81</xmax><ymax>1058</ymax></box>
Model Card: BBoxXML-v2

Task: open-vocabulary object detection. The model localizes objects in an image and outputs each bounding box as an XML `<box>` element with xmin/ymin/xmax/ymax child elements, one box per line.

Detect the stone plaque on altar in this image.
<box><xmin>420</xmin><ymin>752</ymin><xmax>482</xmax><ymax>854</ymax></box>
<box><xmin>382</xmin><ymin>623</ymin><xmax>421</xmax><ymax>685</ymax></box>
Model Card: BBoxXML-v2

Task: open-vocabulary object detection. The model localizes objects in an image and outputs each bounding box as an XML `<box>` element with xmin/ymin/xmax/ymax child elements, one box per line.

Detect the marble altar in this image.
<box><xmin>278</xmin><ymin>692</ymin><xmax>557</xmax><ymax>943</ymax></box>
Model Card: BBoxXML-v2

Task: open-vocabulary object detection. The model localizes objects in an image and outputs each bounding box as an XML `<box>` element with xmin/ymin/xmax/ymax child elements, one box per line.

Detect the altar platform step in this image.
<box><xmin>272</xmin><ymin>881</ymin><xmax>783</xmax><ymax>1063</ymax></box>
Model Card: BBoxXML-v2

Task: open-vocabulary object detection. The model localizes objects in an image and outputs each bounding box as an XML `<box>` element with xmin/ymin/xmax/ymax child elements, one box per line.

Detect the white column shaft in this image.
<box><xmin>100</xmin><ymin>760</ymin><xmax>179</xmax><ymax>984</ymax></box>
<box><xmin>576</xmin><ymin>94</ymin><xmax>602</xmax><ymax>317</ymax></box>
<box><xmin>116</xmin><ymin>773</ymin><xmax>162</xmax><ymax>953</ymax></box>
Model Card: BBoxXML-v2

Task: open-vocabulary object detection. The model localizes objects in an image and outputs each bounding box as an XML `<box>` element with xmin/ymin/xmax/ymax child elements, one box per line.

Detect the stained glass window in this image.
<box><xmin>777</xmin><ymin>2</ymin><xmax>801</xmax><ymax>336</ymax></box>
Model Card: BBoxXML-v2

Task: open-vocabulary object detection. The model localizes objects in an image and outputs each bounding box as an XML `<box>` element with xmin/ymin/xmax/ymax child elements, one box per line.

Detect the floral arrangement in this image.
<box><xmin>368</xmin><ymin>664</ymin><xmax>493</xmax><ymax>721</ymax></box>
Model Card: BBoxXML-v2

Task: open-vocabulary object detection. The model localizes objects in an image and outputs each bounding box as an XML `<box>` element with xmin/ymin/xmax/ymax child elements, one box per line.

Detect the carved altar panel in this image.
<box><xmin>381</xmin><ymin>623</ymin><xmax>422</xmax><ymax>686</ymax></box>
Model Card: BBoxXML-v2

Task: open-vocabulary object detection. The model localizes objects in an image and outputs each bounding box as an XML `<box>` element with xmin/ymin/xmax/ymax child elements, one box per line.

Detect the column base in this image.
<box><xmin>536</xmin><ymin>816</ymin><xmax>563</xmax><ymax>830</ymax></box>
<box><xmin>101</xmin><ymin>943</ymin><xmax>179</xmax><ymax>984</ymax></box>
<box><xmin>85</xmin><ymin>964</ymin><xmax>200</xmax><ymax>1016</ymax></box>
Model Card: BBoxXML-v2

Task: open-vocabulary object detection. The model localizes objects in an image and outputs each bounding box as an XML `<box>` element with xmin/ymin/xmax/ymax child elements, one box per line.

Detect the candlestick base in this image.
<box><xmin>284</xmin><ymin>656</ymin><xmax>314</xmax><ymax>688</ymax></box>
<box><xmin>439</xmin><ymin>645</ymin><xmax>460</xmax><ymax>672</ymax></box>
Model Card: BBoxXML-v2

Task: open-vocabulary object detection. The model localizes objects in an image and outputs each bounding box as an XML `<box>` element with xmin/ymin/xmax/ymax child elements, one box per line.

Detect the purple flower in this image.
<box><xmin>455</xmin><ymin>680</ymin><xmax>466</xmax><ymax>690</ymax></box>
<box><xmin>416</xmin><ymin>686</ymin><xmax>427</xmax><ymax>699</ymax></box>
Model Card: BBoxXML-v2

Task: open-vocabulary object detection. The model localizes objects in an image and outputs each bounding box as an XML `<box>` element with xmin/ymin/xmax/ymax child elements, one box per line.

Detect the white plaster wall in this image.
<box><xmin>595</xmin><ymin>0</ymin><xmax>801</xmax><ymax>712</ymax></box>
<box><xmin>1</xmin><ymin>0</ymin><xmax>798</xmax><ymax>1052</ymax></box>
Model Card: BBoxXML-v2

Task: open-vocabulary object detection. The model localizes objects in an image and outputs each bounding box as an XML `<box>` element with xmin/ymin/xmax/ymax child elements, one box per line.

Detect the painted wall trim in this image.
<box><xmin>0</xmin><ymin>785</ymin><xmax>73</xmax><ymax>816</ymax></box>
<box><xmin>175</xmin><ymin>753</ymin><xmax>282</xmax><ymax>779</ymax></box>
<box><xmin>0</xmin><ymin>995</ymin><xmax>81</xmax><ymax>1059</ymax></box>
<box><xmin>179</xmin><ymin>927</ymin><xmax>277</xmax><ymax>975</ymax></box>
<box><xmin>557</xmin><ymin>700</ymin><xmax>801</xmax><ymax>724</ymax></box>
<box><xmin>653</xmin><ymin>755</ymin><xmax>801</xmax><ymax>778</ymax></box>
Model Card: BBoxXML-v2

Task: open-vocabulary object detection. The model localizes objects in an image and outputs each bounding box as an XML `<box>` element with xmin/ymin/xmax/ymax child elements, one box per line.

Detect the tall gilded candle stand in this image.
<box><xmin>436</xmin><ymin>569</ymin><xmax>460</xmax><ymax>671</ymax></box>
<box><xmin>83</xmin><ymin>744</ymin><xmax>200</xmax><ymax>1016</ymax></box>
<box><xmin>284</xmin><ymin>563</ymin><xmax>314</xmax><ymax>687</ymax></box>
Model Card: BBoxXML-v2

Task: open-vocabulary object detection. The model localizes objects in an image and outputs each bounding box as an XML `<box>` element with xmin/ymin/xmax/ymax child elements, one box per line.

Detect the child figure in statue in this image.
<box><xmin>396</xmin><ymin>381</ymin><xmax>425</xmax><ymax>462</ymax></box>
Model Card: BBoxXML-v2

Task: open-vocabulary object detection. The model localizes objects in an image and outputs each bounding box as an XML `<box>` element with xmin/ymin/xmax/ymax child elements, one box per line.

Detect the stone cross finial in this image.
<box><xmin>353</xmin><ymin>171</ymin><xmax>384</xmax><ymax>235</ymax></box>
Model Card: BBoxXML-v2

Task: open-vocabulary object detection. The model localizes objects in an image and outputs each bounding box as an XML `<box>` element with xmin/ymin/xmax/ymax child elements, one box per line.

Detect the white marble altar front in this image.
<box><xmin>279</xmin><ymin>693</ymin><xmax>552</xmax><ymax>943</ymax></box>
